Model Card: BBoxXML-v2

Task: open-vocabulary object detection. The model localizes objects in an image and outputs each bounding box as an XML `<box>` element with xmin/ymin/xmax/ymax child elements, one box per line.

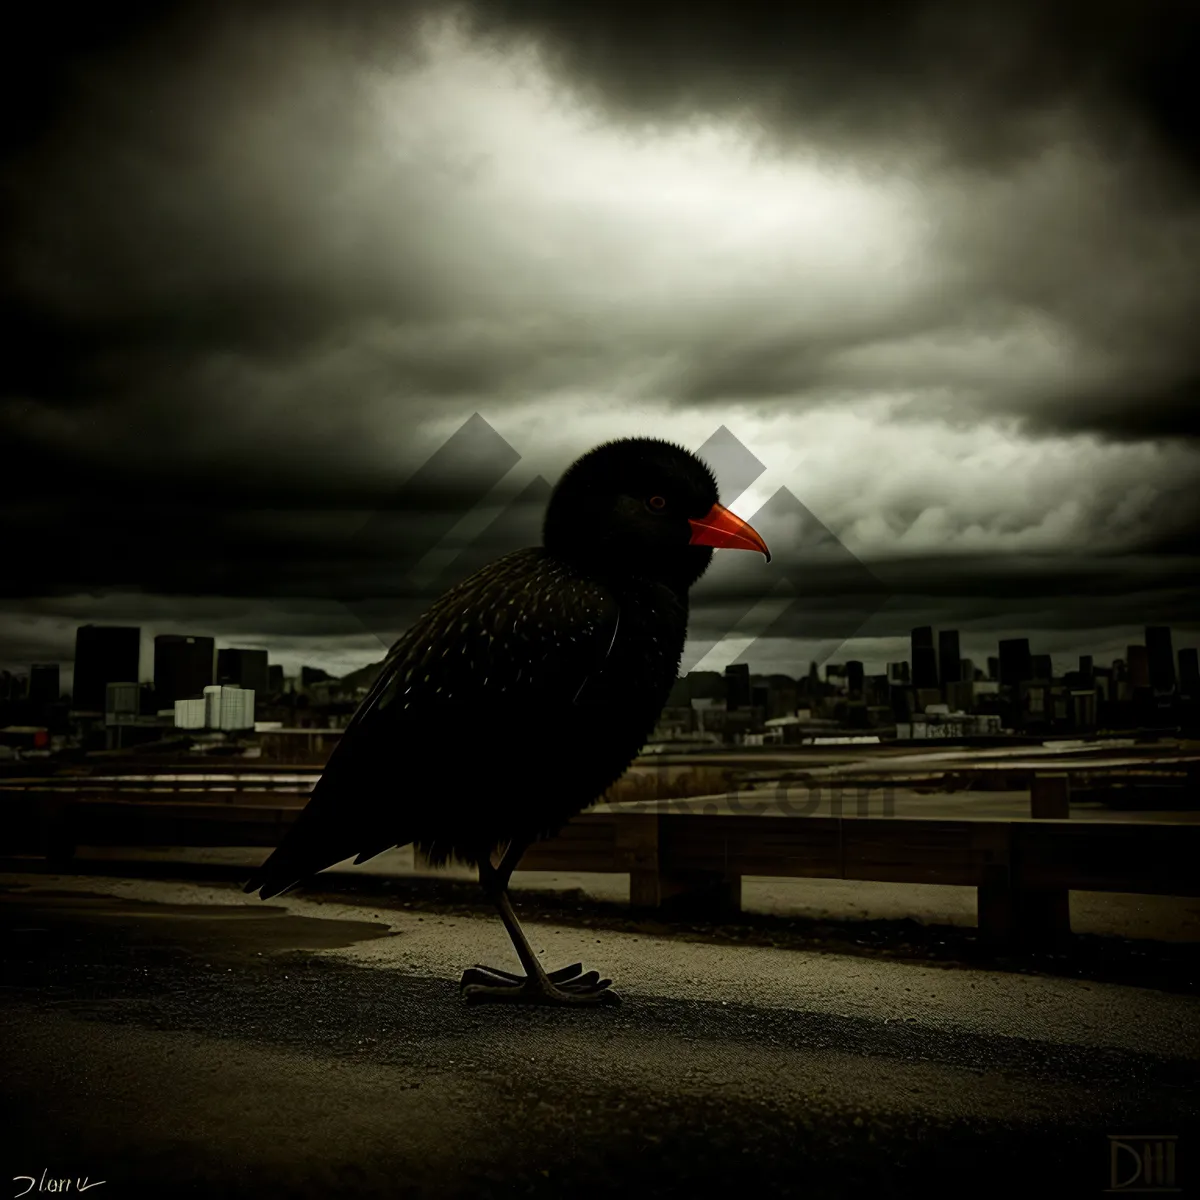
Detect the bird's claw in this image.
<box><xmin>459</xmin><ymin>961</ymin><xmax>621</xmax><ymax>1006</ymax></box>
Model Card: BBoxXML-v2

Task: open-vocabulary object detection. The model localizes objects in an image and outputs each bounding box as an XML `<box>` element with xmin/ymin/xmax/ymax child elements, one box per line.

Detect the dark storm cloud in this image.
<box><xmin>454</xmin><ymin>0</ymin><xmax>1200</xmax><ymax>443</ymax></box>
<box><xmin>2</xmin><ymin>5</ymin><xmax>445</xmax><ymax>395</ymax></box>
<box><xmin>458</xmin><ymin>0</ymin><xmax>1200</xmax><ymax>176</ymax></box>
<box><xmin>3</xmin><ymin>0</ymin><xmax>1199</xmax><ymax>459</ymax></box>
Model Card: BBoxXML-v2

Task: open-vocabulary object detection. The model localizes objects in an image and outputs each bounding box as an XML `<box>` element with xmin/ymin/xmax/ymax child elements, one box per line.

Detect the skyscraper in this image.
<box><xmin>1179</xmin><ymin>648</ymin><xmax>1199</xmax><ymax>694</ymax></box>
<box><xmin>846</xmin><ymin>660</ymin><xmax>865</xmax><ymax>697</ymax></box>
<box><xmin>154</xmin><ymin>635</ymin><xmax>215</xmax><ymax>704</ymax></box>
<box><xmin>987</xmin><ymin>656</ymin><xmax>1000</xmax><ymax>681</ymax></box>
<box><xmin>217</xmin><ymin>648</ymin><xmax>269</xmax><ymax>696</ymax></box>
<box><xmin>911</xmin><ymin>626</ymin><xmax>938</xmax><ymax>690</ymax></box>
<box><xmin>724</xmin><ymin>663</ymin><xmax>751</xmax><ymax>710</ymax></box>
<box><xmin>1079</xmin><ymin>654</ymin><xmax>1094</xmax><ymax>683</ymax></box>
<box><xmin>938</xmin><ymin>630</ymin><xmax>962</xmax><ymax>686</ymax></box>
<box><xmin>1031</xmin><ymin>654</ymin><xmax>1053</xmax><ymax>682</ymax></box>
<box><xmin>1145</xmin><ymin>627</ymin><xmax>1176</xmax><ymax>692</ymax></box>
<box><xmin>1127</xmin><ymin>645</ymin><xmax>1151</xmax><ymax>690</ymax></box>
<box><xmin>998</xmin><ymin>638</ymin><xmax>1032</xmax><ymax>687</ymax></box>
<box><xmin>73</xmin><ymin>625</ymin><xmax>140</xmax><ymax>711</ymax></box>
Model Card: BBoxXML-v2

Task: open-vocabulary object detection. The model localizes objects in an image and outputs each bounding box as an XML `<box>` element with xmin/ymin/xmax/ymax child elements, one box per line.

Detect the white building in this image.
<box><xmin>219</xmin><ymin>686</ymin><xmax>254</xmax><ymax>731</ymax></box>
<box><xmin>188</xmin><ymin>685</ymin><xmax>256</xmax><ymax>731</ymax></box>
<box><xmin>174</xmin><ymin>698</ymin><xmax>206</xmax><ymax>729</ymax></box>
<box><xmin>203</xmin><ymin>685</ymin><xmax>222</xmax><ymax>729</ymax></box>
<box><xmin>895</xmin><ymin>712</ymin><xmax>1004</xmax><ymax>739</ymax></box>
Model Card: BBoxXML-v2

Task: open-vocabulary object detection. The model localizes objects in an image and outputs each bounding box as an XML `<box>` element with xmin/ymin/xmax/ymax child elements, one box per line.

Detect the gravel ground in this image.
<box><xmin>1</xmin><ymin>867</ymin><xmax>1198</xmax><ymax>1199</ymax></box>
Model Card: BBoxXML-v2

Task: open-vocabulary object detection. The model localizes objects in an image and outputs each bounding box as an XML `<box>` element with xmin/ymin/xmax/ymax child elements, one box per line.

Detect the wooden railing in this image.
<box><xmin>2</xmin><ymin>771</ymin><xmax>1196</xmax><ymax>949</ymax></box>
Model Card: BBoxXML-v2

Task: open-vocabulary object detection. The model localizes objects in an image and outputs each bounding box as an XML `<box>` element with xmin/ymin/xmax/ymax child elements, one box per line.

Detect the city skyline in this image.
<box><xmin>3</xmin><ymin>619</ymin><xmax>1196</xmax><ymax>702</ymax></box>
<box><xmin>2</xmin><ymin>2</ymin><xmax>1198</xmax><ymax>683</ymax></box>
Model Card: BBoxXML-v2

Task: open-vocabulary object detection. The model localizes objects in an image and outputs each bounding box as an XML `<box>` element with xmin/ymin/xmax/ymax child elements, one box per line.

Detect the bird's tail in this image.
<box><xmin>242</xmin><ymin>768</ymin><xmax>399</xmax><ymax>900</ymax></box>
<box><xmin>242</xmin><ymin>806</ymin><xmax>349</xmax><ymax>900</ymax></box>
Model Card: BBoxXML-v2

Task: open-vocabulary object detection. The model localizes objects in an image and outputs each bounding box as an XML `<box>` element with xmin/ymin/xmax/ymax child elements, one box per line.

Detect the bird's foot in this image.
<box><xmin>459</xmin><ymin>961</ymin><xmax>621</xmax><ymax>1006</ymax></box>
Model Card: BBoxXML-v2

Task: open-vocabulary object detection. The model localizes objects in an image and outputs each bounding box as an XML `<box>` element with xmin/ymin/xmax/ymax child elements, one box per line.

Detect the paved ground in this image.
<box><xmin>2</xmin><ymin>865</ymin><xmax>1198</xmax><ymax>1199</ymax></box>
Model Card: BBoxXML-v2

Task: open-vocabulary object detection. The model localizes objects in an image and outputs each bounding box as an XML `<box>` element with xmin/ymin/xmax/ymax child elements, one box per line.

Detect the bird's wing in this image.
<box><xmin>333</xmin><ymin>548</ymin><xmax>620</xmax><ymax>756</ymax></box>
<box><xmin>244</xmin><ymin>549</ymin><xmax>620</xmax><ymax>897</ymax></box>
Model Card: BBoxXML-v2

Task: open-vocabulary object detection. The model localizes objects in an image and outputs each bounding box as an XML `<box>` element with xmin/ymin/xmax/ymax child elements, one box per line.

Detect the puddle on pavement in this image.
<box><xmin>0</xmin><ymin>885</ymin><xmax>396</xmax><ymax>955</ymax></box>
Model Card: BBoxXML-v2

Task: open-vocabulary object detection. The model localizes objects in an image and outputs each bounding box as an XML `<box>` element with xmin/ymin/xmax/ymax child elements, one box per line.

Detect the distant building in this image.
<box><xmin>1069</xmin><ymin>689</ymin><xmax>1098</xmax><ymax>730</ymax></box>
<box><xmin>945</xmin><ymin>679</ymin><xmax>974</xmax><ymax>713</ymax></box>
<box><xmin>219</xmin><ymin>687</ymin><xmax>255</xmax><ymax>731</ymax></box>
<box><xmin>155</xmin><ymin>635</ymin><xmax>215</xmax><ymax>704</ymax></box>
<box><xmin>764</xmin><ymin>674</ymin><xmax>798</xmax><ymax>719</ymax></box>
<box><xmin>895</xmin><ymin>711</ymin><xmax>1004</xmax><ymax>738</ymax></box>
<box><xmin>73</xmin><ymin>625</ymin><xmax>140</xmax><ymax>710</ymax></box>
<box><xmin>1145</xmin><ymin>627</ymin><xmax>1176</xmax><ymax>692</ymax></box>
<box><xmin>203</xmin><ymin>685</ymin><xmax>222</xmax><ymax>729</ymax></box>
<box><xmin>724</xmin><ymin>663</ymin><xmax>751</xmax><ymax>710</ymax></box>
<box><xmin>911</xmin><ymin>627</ymin><xmax>938</xmax><ymax>690</ymax></box>
<box><xmin>28</xmin><ymin>664</ymin><xmax>60</xmax><ymax>705</ymax></box>
<box><xmin>998</xmin><ymin>638</ymin><xmax>1032</xmax><ymax>687</ymax></box>
<box><xmin>1127</xmin><ymin>644</ymin><xmax>1151</xmax><ymax>690</ymax></box>
<box><xmin>938</xmin><ymin>630</ymin><xmax>961</xmax><ymax>686</ymax></box>
<box><xmin>174</xmin><ymin>698</ymin><xmax>206</xmax><ymax>730</ymax></box>
<box><xmin>805</xmin><ymin>661</ymin><xmax>821</xmax><ymax>696</ymax></box>
<box><xmin>268</xmin><ymin>664</ymin><xmax>284</xmax><ymax>694</ymax></box>
<box><xmin>104</xmin><ymin>681</ymin><xmax>141</xmax><ymax>726</ymax></box>
<box><xmin>1179</xmin><ymin>648</ymin><xmax>1199</xmax><ymax>695</ymax></box>
<box><xmin>987</xmin><ymin>656</ymin><xmax>1000</xmax><ymax>681</ymax></box>
<box><xmin>1079</xmin><ymin>654</ymin><xmax>1094</xmax><ymax>683</ymax></box>
<box><xmin>864</xmin><ymin>673</ymin><xmax>890</xmax><ymax>707</ymax></box>
<box><xmin>1031</xmin><ymin>654</ymin><xmax>1053</xmax><ymax>682</ymax></box>
<box><xmin>0</xmin><ymin>670</ymin><xmax>25</xmax><ymax>701</ymax></box>
<box><xmin>217</xmin><ymin>648</ymin><xmax>269</xmax><ymax>696</ymax></box>
<box><xmin>845</xmin><ymin>661</ymin><xmax>864</xmax><ymax>697</ymax></box>
<box><xmin>201</xmin><ymin>684</ymin><xmax>254</xmax><ymax>731</ymax></box>
<box><xmin>887</xmin><ymin>662</ymin><xmax>910</xmax><ymax>684</ymax></box>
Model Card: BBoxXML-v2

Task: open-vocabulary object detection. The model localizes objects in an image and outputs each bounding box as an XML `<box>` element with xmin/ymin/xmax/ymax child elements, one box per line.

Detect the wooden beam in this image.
<box><xmin>20</xmin><ymin>795</ymin><xmax>1200</xmax><ymax>937</ymax></box>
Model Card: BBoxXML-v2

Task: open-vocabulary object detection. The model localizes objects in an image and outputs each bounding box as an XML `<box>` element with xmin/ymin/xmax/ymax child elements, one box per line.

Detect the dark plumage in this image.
<box><xmin>244</xmin><ymin>437</ymin><xmax>769</xmax><ymax>1005</ymax></box>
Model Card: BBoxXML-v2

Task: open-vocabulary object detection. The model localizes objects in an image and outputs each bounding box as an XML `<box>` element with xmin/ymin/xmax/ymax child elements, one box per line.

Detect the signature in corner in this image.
<box><xmin>13</xmin><ymin>1170</ymin><xmax>105</xmax><ymax>1196</ymax></box>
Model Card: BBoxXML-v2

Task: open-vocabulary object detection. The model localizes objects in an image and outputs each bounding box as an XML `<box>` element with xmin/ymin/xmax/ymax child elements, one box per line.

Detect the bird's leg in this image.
<box><xmin>459</xmin><ymin>840</ymin><xmax>620</xmax><ymax>1006</ymax></box>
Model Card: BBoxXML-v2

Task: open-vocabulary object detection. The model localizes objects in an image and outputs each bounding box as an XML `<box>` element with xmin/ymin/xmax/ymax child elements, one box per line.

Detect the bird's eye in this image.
<box><xmin>647</xmin><ymin>495</ymin><xmax>667</xmax><ymax>511</ymax></box>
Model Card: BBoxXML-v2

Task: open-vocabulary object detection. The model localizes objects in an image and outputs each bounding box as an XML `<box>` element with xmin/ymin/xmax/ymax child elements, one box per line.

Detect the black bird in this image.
<box><xmin>243</xmin><ymin>437</ymin><xmax>770</xmax><ymax>1005</ymax></box>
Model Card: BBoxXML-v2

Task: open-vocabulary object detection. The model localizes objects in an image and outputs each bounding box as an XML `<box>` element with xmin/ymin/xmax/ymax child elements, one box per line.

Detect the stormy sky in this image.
<box><xmin>3</xmin><ymin>0</ymin><xmax>1198</xmax><ymax>686</ymax></box>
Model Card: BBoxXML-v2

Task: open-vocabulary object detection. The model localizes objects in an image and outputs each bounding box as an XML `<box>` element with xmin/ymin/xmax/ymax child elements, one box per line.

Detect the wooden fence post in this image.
<box><xmin>1016</xmin><ymin>773</ymin><xmax>1072</xmax><ymax>948</ymax></box>
<box><xmin>41</xmin><ymin>795</ymin><xmax>76</xmax><ymax>867</ymax></box>
<box><xmin>621</xmin><ymin>813</ymin><xmax>741</xmax><ymax>918</ymax></box>
<box><xmin>976</xmin><ymin>859</ymin><xmax>1015</xmax><ymax>947</ymax></box>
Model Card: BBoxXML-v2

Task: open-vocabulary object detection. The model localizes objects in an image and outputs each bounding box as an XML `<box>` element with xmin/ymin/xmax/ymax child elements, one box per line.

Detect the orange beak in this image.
<box><xmin>688</xmin><ymin>503</ymin><xmax>771</xmax><ymax>563</ymax></box>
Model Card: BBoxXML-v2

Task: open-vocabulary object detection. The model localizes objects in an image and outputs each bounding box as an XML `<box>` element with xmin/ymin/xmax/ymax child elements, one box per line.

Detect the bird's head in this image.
<box><xmin>543</xmin><ymin>437</ymin><xmax>770</xmax><ymax>592</ymax></box>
